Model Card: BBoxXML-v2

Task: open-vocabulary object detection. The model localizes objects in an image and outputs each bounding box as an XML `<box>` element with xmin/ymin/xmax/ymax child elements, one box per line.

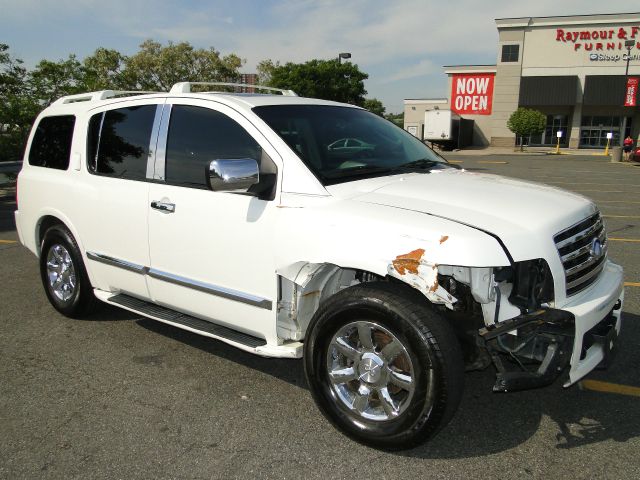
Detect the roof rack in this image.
<box><xmin>51</xmin><ymin>90</ymin><xmax>160</xmax><ymax>106</ymax></box>
<box><xmin>170</xmin><ymin>82</ymin><xmax>297</xmax><ymax>97</ymax></box>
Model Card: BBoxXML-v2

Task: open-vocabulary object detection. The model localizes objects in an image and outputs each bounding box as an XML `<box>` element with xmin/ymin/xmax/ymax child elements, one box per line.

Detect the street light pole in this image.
<box><xmin>620</xmin><ymin>39</ymin><xmax>635</xmax><ymax>146</ymax></box>
<box><xmin>337</xmin><ymin>52</ymin><xmax>351</xmax><ymax>64</ymax></box>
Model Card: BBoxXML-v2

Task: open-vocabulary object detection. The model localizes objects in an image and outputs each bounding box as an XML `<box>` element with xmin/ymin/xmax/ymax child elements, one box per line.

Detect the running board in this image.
<box><xmin>96</xmin><ymin>291</ymin><xmax>304</xmax><ymax>358</ymax></box>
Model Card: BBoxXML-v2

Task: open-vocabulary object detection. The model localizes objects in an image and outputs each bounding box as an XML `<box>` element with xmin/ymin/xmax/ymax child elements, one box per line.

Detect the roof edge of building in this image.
<box><xmin>495</xmin><ymin>12</ymin><xmax>640</xmax><ymax>28</ymax></box>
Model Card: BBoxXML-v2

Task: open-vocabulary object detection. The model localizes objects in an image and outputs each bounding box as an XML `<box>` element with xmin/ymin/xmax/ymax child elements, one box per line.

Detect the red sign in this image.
<box><xmin>451</xmin><ymin>74</ymin><xmax>495</xmax><ymax>115</ymax></box>
<box><xmin>625</xmin><ymin>77</ymin><xmax>638</xmax><ymax>107</ymax></box>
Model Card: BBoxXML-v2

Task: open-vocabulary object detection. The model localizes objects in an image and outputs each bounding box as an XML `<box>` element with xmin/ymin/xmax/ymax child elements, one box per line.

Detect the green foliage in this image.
<box><xmin>363</xmin><ymin>98</ymin><xmax>385</xmax><ymax>117</ymax></box>
<box><xmin>507</xmin><ymin>108</ymin><xmax>546</xmax><ymax>150</ymax></box>
<box><xmin>0</xmin><ymin>44</ymin><xmax>36</xmax><ymax>161</ymax></box>
<box><xmin>123</xmin><ymin>40</ymin><xmax>242</xmax><ymax>91</ymax></box>
<box><xmin>384</xmin><ymin>112</ymin><xmax>404</xmax><ymax>127</ymax></box>
<box><xmin>83</xmin><ymin>48</ymin><xmax>128</xmax><ymax>90</ymax></box>
<box><xmin>267</xmin><ymin>59</ymin><xmax>368</xmax><ymax>105</ymax></box>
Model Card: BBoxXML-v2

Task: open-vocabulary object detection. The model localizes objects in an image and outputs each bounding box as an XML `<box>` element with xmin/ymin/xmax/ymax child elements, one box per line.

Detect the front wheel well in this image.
<box><xmin>276</xmin><ymin>262</ymin><xmax>460</xmax><ymax>344</ymax></box>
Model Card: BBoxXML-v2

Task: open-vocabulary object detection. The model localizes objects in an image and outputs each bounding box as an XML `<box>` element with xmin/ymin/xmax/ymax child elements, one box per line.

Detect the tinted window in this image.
<box><xmin>165</xmin><ymin>105</ymin><xmax>262</xmax><ymax>188</ymax></box>
<box><xmin>501</xmin><ymin>44</ymin><xmax>519</xmax><ymax>62</ymax></box>
<box><xmin>87</xmin><ymin>105</ymin><xmax>157</xmax><ymax>180</ymax></box>
<box><xmin>28</xmin><ymin>115</ymin><xmax>75</xmax><ymax>169</ymax></box>
<box><xmin>253</xmin><ymin>105</ymin><xmax>447</xmax><ymax>185</ymax></box>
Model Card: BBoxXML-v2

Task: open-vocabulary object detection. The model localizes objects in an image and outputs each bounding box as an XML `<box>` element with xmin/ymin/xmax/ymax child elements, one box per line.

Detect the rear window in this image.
<box><xmin>87</xmin><ymin>105</ymin><xmax>157</xmax><ymax>180</ymax></box>
<box><xmin>28</xmin><ymin>115</ymin><xmax>76</xmax><ymax>170</ymax></box>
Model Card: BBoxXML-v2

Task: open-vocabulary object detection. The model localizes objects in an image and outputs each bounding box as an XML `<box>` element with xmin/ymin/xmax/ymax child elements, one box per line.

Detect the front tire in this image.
<box><xmin>304</xmin><ymin>282</ymin><xmax>464</xmax><ymax>450</ymax></box>
<box><xmin>39</xmin><ymin>224</ymin><xmax>98</xmax><ymax>318</ymax></box>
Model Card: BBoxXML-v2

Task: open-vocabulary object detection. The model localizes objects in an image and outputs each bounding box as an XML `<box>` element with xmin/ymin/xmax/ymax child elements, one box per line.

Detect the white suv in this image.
<box><xmin>15</xmin><ymin>82</ymin><xmax>624</xmax><ymax>449</ymax></box>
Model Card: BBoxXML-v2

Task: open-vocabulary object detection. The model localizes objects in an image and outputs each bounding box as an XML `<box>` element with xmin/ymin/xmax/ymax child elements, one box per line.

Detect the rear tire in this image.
<box><xmin>304</xmin><ymin>282</ymin><xmax>464</xmax><ymax>450</ymax></box>
<box><xmin>39</xmin><ymin>224</ymin><xmax>98</xmax><ymax>318</ymax></box>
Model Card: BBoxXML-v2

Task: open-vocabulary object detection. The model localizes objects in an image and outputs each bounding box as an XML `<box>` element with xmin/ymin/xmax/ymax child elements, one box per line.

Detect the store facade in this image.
<box><xmin>404</xmin><ymin>13</ymin><xmax>640</xmax><ymax>148</ymax></box>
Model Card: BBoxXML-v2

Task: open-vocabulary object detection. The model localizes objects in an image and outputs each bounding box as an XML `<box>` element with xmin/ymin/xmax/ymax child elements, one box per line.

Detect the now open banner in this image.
<box><xmin>451</xmin><ymin>73</ymin><xmax>495</xmax><ymax>115</ymax></box>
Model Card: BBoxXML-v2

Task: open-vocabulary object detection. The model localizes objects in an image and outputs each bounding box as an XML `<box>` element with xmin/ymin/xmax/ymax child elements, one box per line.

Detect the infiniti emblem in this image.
<box><xmin>590</xmin><ymin>238</ymin><xmax>603</xmax><ymax>258</ymax></box>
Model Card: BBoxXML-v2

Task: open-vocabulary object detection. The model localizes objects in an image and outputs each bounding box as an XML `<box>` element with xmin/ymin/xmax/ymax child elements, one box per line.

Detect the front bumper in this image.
<box><xmin>479</xmin><ymin>259</ymin><xmax>624</xmax><ymax>392</ymax></box>
<box><xmin>561</xmin><ymin>259</ymin><xmax>624</xmax><ymax>386</ymax></box>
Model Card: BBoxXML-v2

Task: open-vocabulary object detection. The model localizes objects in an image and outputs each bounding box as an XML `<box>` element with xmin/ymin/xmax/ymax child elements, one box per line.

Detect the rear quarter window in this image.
<box><xmin>87</xmin><ymin>105</ymin><xmax>157</xmax><ymax>181</ymax></box>
<box><xmin>28</xmin><ymin>115</ymin><xmax>76</xmax><ymax>170</ymax></box>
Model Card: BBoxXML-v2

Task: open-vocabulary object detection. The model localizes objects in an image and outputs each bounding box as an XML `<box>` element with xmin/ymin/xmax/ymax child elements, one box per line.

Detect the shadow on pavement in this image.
<box><xmin>134</xmin><ymin>305</ymin><xmax>640</xmax><ymax>458</ymax></box>
<box><xmin>135</xmin><ymin>317</ymin><xmax>307</xmax><ymax>388</ymax></box>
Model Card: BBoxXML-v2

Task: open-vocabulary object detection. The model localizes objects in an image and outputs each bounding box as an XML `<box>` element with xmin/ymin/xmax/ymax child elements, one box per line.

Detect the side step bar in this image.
<box><xmin>96</xmin><ymin>291</ymin><xmax>304</xmax><ymax>358</ymax></box>
<box><xmin>108</xmin><ymin>293</ymin><xmax>267</xmax><ymax>348</ymax></box>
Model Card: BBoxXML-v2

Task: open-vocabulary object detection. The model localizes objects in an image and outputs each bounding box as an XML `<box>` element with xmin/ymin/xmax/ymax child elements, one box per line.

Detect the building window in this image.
<box><xmin>528</xmin><ymin>115</ymin><xmax>568</xmax><ymax>146</ymax></box>
<box><xmin>501</xmin><ymin>44</ymin><xmax>519</xmax><ymax>63</ymax></box>
<box><xmin>579</xmin><ymin>115</ymin><xmax>632</xmax><ymax>148</ymax></box>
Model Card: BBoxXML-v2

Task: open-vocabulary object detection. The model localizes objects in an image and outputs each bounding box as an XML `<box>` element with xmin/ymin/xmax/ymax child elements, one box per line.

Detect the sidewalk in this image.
<box><xmin>444</xmin><ymin>146</ymin><xmax>610</xmax><ymax>156</ymax></box>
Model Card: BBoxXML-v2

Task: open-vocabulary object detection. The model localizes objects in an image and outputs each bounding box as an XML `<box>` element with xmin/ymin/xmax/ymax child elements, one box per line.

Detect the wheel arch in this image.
<box><xmin>276</xmin><ymin>260</ymin><xmax>448</xmax><ymax>343</ymax></box>
<box><xmin>34</xmin><ymin>210</ymin><xmax>97</xmax><ymax>287</ymax></box>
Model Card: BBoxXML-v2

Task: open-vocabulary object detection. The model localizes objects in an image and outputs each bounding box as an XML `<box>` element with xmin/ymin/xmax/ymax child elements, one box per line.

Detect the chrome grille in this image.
<box><xmin>554</xmin><ymin>212</ymin><xmax>607</xmax><ymax>297</ymax></box>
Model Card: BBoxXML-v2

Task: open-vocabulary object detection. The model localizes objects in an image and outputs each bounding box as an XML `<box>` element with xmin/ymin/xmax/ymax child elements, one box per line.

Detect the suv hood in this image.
<box><xmin>326</xmin><ymin>169</ymin><xmax>597</xmax><ymax>262</ymax></box>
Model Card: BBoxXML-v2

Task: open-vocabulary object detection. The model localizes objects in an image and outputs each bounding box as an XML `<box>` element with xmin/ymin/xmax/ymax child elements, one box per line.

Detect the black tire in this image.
<box><xmin>39</xmin><ymin>224</ymin><xmax>98</xmax><ymax>318</ymax></box>
<box><xmin>304</xmin><ymin>282</ymin><xmax>464</xmax><ymax>450</ymax></box>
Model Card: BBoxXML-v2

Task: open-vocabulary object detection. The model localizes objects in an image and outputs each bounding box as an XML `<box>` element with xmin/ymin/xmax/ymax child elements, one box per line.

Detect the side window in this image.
<box><xmin>165</xmin><ymin>105</ymin><xmax>263</xmax><ymax>188</ymax></box>
<box><xmin>87</xmin><ymin>105</ymin><xmax>157</xmax><ymax>180</ymax></box>
<box><xmin>28</xmin><ymin>115</ymin><xmax>75</xmax><ymax>170</ymax></box>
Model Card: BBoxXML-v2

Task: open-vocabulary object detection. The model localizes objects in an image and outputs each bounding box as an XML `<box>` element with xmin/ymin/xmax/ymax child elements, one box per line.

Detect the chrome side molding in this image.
<box><xmin>86</xmin><ymin>251</ymin><xmax>148</xmax><ymax>274</ymax></box>
<box><xmin>86</xmin><ymin>251</ymin><xmax>272</xmax><ymax>310</ymax></box>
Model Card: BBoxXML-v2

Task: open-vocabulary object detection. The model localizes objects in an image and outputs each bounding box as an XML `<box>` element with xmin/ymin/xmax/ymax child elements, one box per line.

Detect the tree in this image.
<box><xmin>363</xmin><ymin>98</ymin><xmax>385</xmax><ymax>117</ymax></box>
<box><xmin>123</xmin><ymin>40</ymin><xmax>243</xmax><ymax>91</ymax></box>
<box><xmin>83</xmin><ymin>48</ymin><xmax>128</xmax><ymax>90</ymax></box>
<box><xmin>267</xmin><ymin>59</ymin><xmax>368</xmax><ymax>105</ymax></box>
<box><xmin>28</xmin><ymin>55</ymin><xmax>87</xmax><ymax>106</ymax></box>
<box><xmin>385</xmin><ymin>112</ymin><xmax>404</xmax><ymax>128</ymax></box>
<box><xmin>507</xmin><ymin>107</ymin><xmax>546</xmax><ymax>151</ymax></box>
<box><xmin>0</xmin><ymin>44</ymin><xmax>38</xmax><ymax>162</ymax></box>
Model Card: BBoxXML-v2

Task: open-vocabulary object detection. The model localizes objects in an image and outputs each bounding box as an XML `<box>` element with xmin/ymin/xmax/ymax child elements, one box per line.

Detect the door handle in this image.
<box><xmin>150</xmin><ymin>200</ymin><xmax>176</xmax><ymax>213</ymax></box>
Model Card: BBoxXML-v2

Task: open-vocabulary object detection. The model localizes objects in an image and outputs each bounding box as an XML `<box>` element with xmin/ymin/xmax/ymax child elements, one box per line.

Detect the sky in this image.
<box><xmin>1</xmin><ymin>0</ymin><xmax>637</xmax><ymax>113</ymax></box>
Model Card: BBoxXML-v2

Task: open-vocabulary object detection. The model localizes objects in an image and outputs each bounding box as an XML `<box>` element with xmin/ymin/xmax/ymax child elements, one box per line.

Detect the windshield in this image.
<box><xmin>252</xmin><ymin>105</ymin><xmax>450</xmax><ymax>185</ymax></box>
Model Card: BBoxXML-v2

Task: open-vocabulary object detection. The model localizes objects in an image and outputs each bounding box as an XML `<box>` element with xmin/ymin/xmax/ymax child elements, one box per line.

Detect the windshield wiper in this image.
<box><xmin>390</xmin><ymin>159</ymin><xmax>441</xmax><ymax>173</ymax></box>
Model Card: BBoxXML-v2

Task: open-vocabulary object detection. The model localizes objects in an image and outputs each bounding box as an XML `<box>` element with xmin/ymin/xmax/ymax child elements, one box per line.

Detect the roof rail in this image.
<box><xmin>51</xmin><ymin>90</ymin><xmax>160</xmax><ymax>106</ymax></box>
<box><xmin>170</xmin><ymin>82</ymin><xmax>298</xmax><ymax>97</ymax></box>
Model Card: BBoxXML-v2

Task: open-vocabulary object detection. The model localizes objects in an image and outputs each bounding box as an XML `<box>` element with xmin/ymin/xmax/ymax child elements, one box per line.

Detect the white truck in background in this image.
<box><xmin>424</xmin><ymin>109</ymin><xmax>473</xmax><ymax>150</ymax></box>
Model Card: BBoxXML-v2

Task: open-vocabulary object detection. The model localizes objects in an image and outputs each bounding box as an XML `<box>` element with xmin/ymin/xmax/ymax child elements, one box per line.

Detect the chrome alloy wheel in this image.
<box><xmin>46</xmin><ymin>244</ymin><xmax>77</xmax><ymax>302</ymax></box>
<box><xmin>326</xmin><ymin>321</ymin><xmax>418</xmax><ymax>422</ymax></box>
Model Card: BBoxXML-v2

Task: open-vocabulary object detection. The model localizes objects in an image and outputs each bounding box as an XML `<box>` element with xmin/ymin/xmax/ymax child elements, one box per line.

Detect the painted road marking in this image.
<box><xmin>477</xmin><ymin>160</ymin><xmax>508</xmax><ymax>164</ymax></box>
<box><xmin>0</xmin><ymin>239</ymin><xmax>17</xmax><ymax>244</ymax></box>
<box><xmin>624</xmin><ymin>282</ymin><xmax>640</xmax><ymax>287</ymax></box>
<box><xmin>550</xmin><ymin>182</ymin><xmax>639</xmax><ymax>187</ymax></box>
<box><xmin>609</xmin><ymin>238</ymin><xmax>640</xmax><ymax>243</ymax></box>
<box><xmin>448</xmin><ymin>160</ymin><xmax>464</xmax><ymax>164</ymax></box>
<box><xmin>571</xmin><ymin>190</ymin><xmax>629</xmax><ymax>193</ymax></box>
<box><xmin>580</xmin><ymin>380</ymin><xmax>640</xmax><ymax>398</ymax></box>
<box><xmin>603</xmin><ymin>215</ymin><xmax>640</xmax><ymax>219</ymax></box>
<box><xmin>598</xmin><ymin>200</ymin><xmax>640</xmax><ymax>204</ymax></box>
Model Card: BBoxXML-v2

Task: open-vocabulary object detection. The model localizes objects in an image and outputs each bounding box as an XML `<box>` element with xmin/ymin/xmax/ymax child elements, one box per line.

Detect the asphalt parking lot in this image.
<box><xmin>1</xmin><ymin>154</ymin><xmax>639</xmax><ymax>479</ymax></box>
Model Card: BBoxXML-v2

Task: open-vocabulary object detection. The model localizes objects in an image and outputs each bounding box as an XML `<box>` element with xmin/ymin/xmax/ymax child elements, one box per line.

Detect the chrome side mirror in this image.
<box><xmin>207</xmin><ymin>159</ymin><xmax>259</xmax><ymax>192</ymax></box>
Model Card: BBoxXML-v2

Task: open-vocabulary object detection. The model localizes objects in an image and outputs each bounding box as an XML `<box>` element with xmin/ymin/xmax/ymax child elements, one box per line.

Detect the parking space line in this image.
<box><xmin>597</xmin><ymin>200</ymin><xmax>640</xmax><ymax>204</ymax></box>
<box><xmin>477</xmin><ymin>160</ymin><xmax>508</xmax><ymax>164</ymax></box>
<box><xmin>609</xmin><ymin>238</ymin><xmax>640</xmax><ymax>243</ymax></box>
<box><xmin>448</xmin><ymin>160</ymin><xmax>464</xmax><ymax>163</ymax></box>
<box><xmin>603</xmin><ymin>215</ymin><xmax>640</xmax><ymax>219</ymax></box>
<box><xmin>580</xmin><ymin>380</ymin><xmax>640</xmax><ymax>397</ymax></box>
<box><xmin>625</xmin><ymin>282</ymin><xmax>640</xmax><ymax>287</ymax></box>
<box><xmin>572</xmin><ymin>190</ymin><xmax>628</xmax><ymax>193</ymax></box>
<box><xmin>0</xmin><ymin>240</ymin><xmax>17</xmax><ymax>244</ymax></box>
<box><xmin>549</xmin><ymin>182</ymin><xmax>639</xmax><ymax>187</ymax></box>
